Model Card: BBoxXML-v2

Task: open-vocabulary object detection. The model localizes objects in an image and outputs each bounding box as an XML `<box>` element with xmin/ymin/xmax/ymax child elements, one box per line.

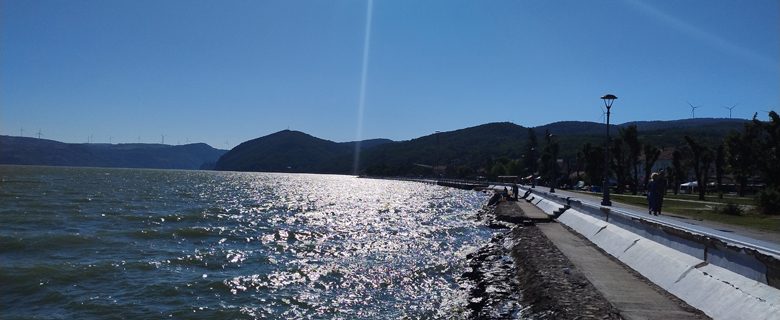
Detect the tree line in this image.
<box><xmin>489</xmin><ymin>112</ymin><xmax>779</xmax><ymax>214</ymax></box>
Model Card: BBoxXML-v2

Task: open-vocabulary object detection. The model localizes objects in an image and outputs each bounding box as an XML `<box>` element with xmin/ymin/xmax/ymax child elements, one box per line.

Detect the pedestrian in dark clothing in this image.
<box><xmin>648</xmin><ymin>172</ymin><xmax>665</xmax><ymax>215</ymax></box>
<box><xmin>512</xmin><ymin>184</ymin><xmax>519</xmax><ymax>201</ymax></box>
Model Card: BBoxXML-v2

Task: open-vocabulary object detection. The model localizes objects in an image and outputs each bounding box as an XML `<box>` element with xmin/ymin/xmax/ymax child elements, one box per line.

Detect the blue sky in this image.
<box><xmin>2</xmin><ymin>0</ymin><xmax>778</xmax><ymax>149</ymax></box>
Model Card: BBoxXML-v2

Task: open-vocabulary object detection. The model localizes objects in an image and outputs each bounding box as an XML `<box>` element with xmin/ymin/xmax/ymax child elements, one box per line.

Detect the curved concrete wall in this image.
<box><xmin>519</xmin><ymin>187</ymin><xmax>776</xmax><ymax>285</ymax></box>
<box><xmin>556</xmin><ymin>208</ymin><xmax>780</xmax><ymax>320</ymax></box>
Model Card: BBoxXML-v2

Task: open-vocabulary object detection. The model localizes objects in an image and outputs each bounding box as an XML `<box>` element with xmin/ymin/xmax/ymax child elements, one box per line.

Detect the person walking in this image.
<box><xmin>647</xmin><ymin>172</ymin><xmax>660</xmax><ymax>215</ymax></box>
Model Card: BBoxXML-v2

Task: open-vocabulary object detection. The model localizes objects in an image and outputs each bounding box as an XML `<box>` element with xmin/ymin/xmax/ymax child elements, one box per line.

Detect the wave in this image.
<box><xmin>0</xmin><ymin>233</ymin><xmax>112</xmax><ymax>253</ymax></box>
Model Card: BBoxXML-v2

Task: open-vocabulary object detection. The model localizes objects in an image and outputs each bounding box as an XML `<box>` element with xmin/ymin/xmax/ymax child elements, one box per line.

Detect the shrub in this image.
<box><xmin>717</xmin><ymin>203</ymin><xmax>743</xmax><ymax>216</ymax></box>
<box><xmin>757</xmin><ymin>187</ymin><xmax>780</xmax><ymax>215</ymax></box>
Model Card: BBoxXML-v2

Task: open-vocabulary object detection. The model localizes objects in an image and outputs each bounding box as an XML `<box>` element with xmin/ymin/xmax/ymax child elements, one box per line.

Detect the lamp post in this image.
<box><xmin>530</xmin><ymin>147</ymin><xmax>536</xmax><ymax>188</ymax></box>
<box><xmin>435</xmin><ymin>131</ymin><xmax>441</xmax><ymax>178</ymax></box>
<box><xmin>548</xmin><ymin>133</ymin><xmax>558</xmax><ymax>193</ymax></box>
<box><xmin>601</xmin><ymin>94</ymin><xmax>617</xmax><ymax>206</ymax></box>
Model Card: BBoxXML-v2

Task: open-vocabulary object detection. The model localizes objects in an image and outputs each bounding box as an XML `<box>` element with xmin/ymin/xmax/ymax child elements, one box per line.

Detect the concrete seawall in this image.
<box><xmin>517</xmin><ymin>186</ymin><xmax>780</xmax><ymax>320</ymax></box>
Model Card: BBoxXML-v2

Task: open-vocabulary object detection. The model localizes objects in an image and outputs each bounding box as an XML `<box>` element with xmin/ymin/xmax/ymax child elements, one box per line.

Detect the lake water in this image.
<box><xmin>0</xmin><ymin>165</ymin><xmax>493</xmax><ymax>319</ymax></box>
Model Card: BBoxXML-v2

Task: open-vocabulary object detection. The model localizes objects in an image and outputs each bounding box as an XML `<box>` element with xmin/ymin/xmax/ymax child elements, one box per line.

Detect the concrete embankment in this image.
<box><xmin>517</xmin><ymin>186</ymin><xmax>780</xmax><ymax>320</ymax></box>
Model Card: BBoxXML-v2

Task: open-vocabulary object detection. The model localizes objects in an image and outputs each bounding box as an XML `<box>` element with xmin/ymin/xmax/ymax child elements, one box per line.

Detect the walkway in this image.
<box><xmin>536</xmin><ymin>222</ymin><xmax>707</xmax><ymax>319</ymax></box>
<box><xmin>494</xmin><ymin>201</ymin><xmax>551</xmax><ymax>223</ymax></box>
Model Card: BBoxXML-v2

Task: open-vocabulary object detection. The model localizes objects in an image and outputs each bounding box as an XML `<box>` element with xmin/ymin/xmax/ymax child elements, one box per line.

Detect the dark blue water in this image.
<box><xmin>0</xmin><ymin>166</ymin><xmax>492</xmax><ymax>319</ymax></box>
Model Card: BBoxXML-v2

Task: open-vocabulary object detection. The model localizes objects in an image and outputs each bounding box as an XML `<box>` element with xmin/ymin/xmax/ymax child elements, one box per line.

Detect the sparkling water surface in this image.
<box><xmin>0</xmin><ymin>166</ymin><xmax>492</xmax><ymax>319</ymax></box>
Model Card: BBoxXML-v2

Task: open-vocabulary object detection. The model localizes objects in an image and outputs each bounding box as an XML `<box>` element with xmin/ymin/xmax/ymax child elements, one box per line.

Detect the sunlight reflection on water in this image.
<box><xmin>0</xmin><ymin>167</ymin><xmax>492</xmax><ymax>319</ymax></box>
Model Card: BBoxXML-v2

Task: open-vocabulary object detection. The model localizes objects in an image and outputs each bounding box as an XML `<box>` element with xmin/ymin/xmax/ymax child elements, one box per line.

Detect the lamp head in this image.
<box><xmin>601</xmin><ymin>94</ymin><xmax>617</xmax><ymax>109</ymax></box>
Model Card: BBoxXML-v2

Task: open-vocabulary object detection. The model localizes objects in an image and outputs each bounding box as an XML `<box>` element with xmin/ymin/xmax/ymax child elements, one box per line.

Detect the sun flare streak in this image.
<box><xmin>624</xmin><ymin>0</ymin><xmax>777</xmax><ymax>70</ymax></box>
<box><xmin>353</xmin><ymin>0</ymin><xmax>374</xmax><ymax>175</ymax></box>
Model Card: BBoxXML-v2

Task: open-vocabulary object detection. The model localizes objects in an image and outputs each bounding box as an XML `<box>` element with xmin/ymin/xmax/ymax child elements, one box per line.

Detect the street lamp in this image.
<box><xmin>548</xmin><ymin>133</ymin><xmax>557</xmax><ymax>194</ymax></box>
<box><xmin>435</xmin><ymin>131</ymin><xmax>441</xmax><ymax>178</ymax></box>
<box><xmin>601</xmin><ymin>94</ymin><xmax>617</xmax><ymax>206</ymax></box>
<box><xmin>529</xmin><ymin>147</ymin><xmax>536</xmax><ymax>188</ymax></box>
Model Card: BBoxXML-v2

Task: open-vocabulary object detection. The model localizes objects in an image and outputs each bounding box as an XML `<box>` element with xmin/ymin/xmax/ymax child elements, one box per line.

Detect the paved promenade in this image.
<box><xmin>494</xmin><ymin>199</ymin><xmax>707</xmax><ymax>319</ymax></box>
<box><xmin>537</xmin><ymin>222</ymin><xmax>706</xmax><ymax>319</ymax></box>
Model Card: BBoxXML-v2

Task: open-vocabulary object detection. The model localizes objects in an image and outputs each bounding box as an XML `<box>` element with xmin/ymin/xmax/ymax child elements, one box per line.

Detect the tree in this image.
<box><xmin>642</xmin><ymin>144</ymin><xmax>661</xmax><ymax>192</ymax></box>
<box><xmin>715</xmin><ymin>144</ymin><xmax>725</xmax><ymax>199</ymax></box>
<box><xmin>701</xmin><ymin>149</ymin><xmax>714</xmax><ymax>198</ymax></box>
<box><xmin>522</xmin><ymin>128</ymin><xmax>539</xmax><ymax>177</ymax></box>
<box><xmin>549</xmin><ymin>135</ymin><xmax>560</xmax><ymax>189</ymax></box>
<box><xmin>671</xmin><ymin>150</ymin><xmax>686</xmax><ymax>195</ymax></box>
<box><xmin>505</xmin><ymin>159</ymin><xmax>521</xmax><ymax>176</ymax></box>
<box><xmin>752</xmin><ymin>111</ymin><xmax>780</xmax><ymax>214</ymax></box>
<box><xmin>583</xmin><ymin>143</ymin><xmax>605</xmax><ymax>187</ymax></box>
<box><xmin>725</xmin><ymin>125</ymin><xmax>758</xmax><ymax>196</ymax></box>
<box><xmin>490</xmin><ymin>162</ymin><xmax>506</xmax><ymax>177</ymax></box>
<box><xmin>611</xmin><ymin>137</ymin><xmax>628</xmax><ymax>194</ymax></box>
<box><xmin>753</xmin><ymin>111</ymin><xmax>780</xmax><ymax>188</ymax></box>
<box><xmin>539</xmin><ymin>131</ymin><xmax>559</xmax><ymax>189</ymax></box>
<box><xmin>455</xmin><ymin>165</ymin><xmax>474</xmax><ymax>178</ymax></box>
<box><xmin>621</xmin><ymin>125</ymin><xmax>642</xmax><ymax>194</ymax></box>
<box><xmin>575</xmin><ymin>151</ymin><xmax>584</xmax><ymax>182</ymax></box>
<box><xmin>685</xmin><ymin>136</ymin><xmax>712</xmax><ymax>200</ymax></box>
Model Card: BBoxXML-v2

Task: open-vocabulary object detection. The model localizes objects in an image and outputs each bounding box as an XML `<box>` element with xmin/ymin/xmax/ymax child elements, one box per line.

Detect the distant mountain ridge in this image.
<box><xmin>535</xmin><ymin>118</ymin><xmax>749</xmax><ymax>136</ymax></box>
<box><xmin>2</xmin><ymin>118</ymin><xmax>751</xmax><ymax>173</ymax></box>
<box><xmin>215</xmin><ymin>118</ymin><xmax>750</xmax><ymax>175</ymax></box>
<box><xmin>0</xmin><ymin>136</ymin><xmax>227</xmax><ymax>169</ymax></box>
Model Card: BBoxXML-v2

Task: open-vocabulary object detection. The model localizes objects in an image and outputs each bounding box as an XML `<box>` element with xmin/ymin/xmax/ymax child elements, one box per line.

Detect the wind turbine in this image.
<box><xmin>37</xmin><ymin>129</ymin><xmax>43</xmax><ymax>139</ymax></box>
<box><xmin>724</xmin><ymin>104</ymin><xmax>737</xmax><ymax>119</ymax></box>
<box><xmin>20</xmin><ymin>127</ymin><xmax>24</xmax><ymax>137</ymax></box>
<box><xmin>687</xmin><ymin>102</ymin><xmax>701</xmax><ymax>118</ymax></box>
<box><xmin>161</xmin><ymin>134</ymin><xmax>165</xmax><ymax>144</ymax></box>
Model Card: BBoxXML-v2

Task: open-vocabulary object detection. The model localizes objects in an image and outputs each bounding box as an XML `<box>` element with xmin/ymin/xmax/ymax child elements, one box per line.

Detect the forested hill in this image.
<box><xmin>359</xmin><ymin>122</ymin><xmax>529</xmax><ymax>176</ymax></box>
<box><xmin>214</xmin><ymin>130</ymin><xmax>394</xmax><ymax>173</ymax></box>
<box><xmin>214</xmin><ymin>118</ymin><xmax>750</xmax><ymax>176</ymax></box>
<box><xmin>0</xmin><ymin>136</ymin><xmax>226</xmax><ymax>169</ymax></box>
<box><xmin>534</xmin><ymin>118</ymin><xmax>748</xmax><ymax>137</ymax></box>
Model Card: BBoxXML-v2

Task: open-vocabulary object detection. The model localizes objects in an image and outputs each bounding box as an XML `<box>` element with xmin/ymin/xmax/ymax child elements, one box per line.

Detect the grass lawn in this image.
<box><xmin>662</xmin><ymin>193</ymin><xmax>756</xmax><ymax>206</ymax></box>
<box><xmin>607</xmin><ymin>193</ymin><xmax>780</xmax><ymax>232</ymax></box>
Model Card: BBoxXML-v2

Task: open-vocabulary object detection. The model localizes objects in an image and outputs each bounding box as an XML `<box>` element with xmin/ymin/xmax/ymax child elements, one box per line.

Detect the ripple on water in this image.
<box><xmin>0</xmin><ymin>168</ymin><xmax>492</xmax><ymax>319</ymax></box>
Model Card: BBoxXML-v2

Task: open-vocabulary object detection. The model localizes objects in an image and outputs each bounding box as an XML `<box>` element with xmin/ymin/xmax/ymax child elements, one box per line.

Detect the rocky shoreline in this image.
<box><xmin>462</xmin><ymin>204</ymin><xmax>622</xmax><ymax>319</ymax></box>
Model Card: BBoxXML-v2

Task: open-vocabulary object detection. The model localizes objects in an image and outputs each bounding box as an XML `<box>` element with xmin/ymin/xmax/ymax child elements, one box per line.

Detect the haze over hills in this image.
<box><xmin>0</xmin><ymin>136</ymin><xmax>227</xmax><ymax>170</ymax></box>
<box><xmin>214</xmin><ymin>118</ymin><xmax>751</xmax><ymax>175</ymax></box>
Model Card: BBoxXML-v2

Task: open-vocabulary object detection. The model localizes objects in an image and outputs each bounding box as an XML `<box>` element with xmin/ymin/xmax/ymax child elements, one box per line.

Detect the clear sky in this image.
<box><xmin>2</xmin><ymin>0</ymin><xmax>778</xmax><ymax>149</ymax></box>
